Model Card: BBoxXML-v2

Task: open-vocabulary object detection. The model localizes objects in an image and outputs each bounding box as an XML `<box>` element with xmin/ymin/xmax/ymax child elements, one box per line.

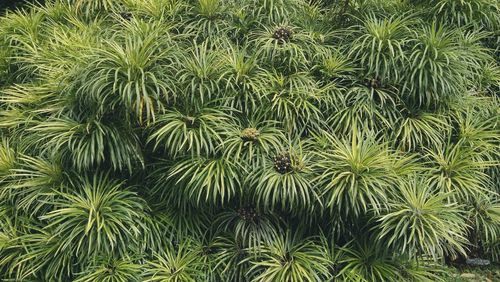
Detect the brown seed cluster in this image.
<box><xmin>274</xmin><ymin>152</ymin><xmax>293</xmax><ymax>174</ymax></box>
<box><xmin>240</xmin><ymin>127</ymin><xmax>260</xmax><ymax>142</ymax></box>
<box><xmin>238</xmin><ymin>206</ymin><xmax>258</xmax><ymax>221</ymax></box>
<box><xmin>273</xmin><ymin>27</ymin><xmax>292</xmax><ymax>44</ymax></box>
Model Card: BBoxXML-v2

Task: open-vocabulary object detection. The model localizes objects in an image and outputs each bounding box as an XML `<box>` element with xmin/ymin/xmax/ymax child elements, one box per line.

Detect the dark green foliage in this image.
<box><xmin>0</xmin><ymin>0</ymin><xmax>41</xmax><ymax>15</ymax></box>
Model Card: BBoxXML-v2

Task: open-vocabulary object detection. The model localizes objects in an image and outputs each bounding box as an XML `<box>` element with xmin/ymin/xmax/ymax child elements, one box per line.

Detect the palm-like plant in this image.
<box><xmin>75</xmin><ymin>24</ymin><xmax>176</xmax><ymax>124</ymax></box>
<box><xmin>3</xmin><ymin>154</ymin><xmax>62</xmax><ymax>214</ymax></box>
<box><xmin>124</xmin><ymin>0</ymin><xmax>186</xmax><ymax>22</ymax></box>
<box><xmin>183</xmin><ymin>0</ymin><xmax>231</xmax><ymax>41</ymax></box>
<box><xmin>0</xmin><ymin>208</ymin><xmax>28</xmax><ymax>279</ymax></box>
<box><xmin>147</xmin><ymin>104</ymin><xmax>231</xmax><ymax>157</ymax></box>
<box><xmin>250</xmin><ymin>23</ymin><xmax>315</xmax><ymax>71</ymax></box>
<box><xmin>7</xmin><ymin>227</ymin><xmax>76</xmax><ymax>281</ymax></box>
<box><xmin>377</xmin><ymin>177</ymin><xmax>468</xmax><ymax>259</ymax></box>
<box><xmin>74</xmin><ymin>256</ymin><xmax>142</xmax><ymax>282</ymax></box>
<box><xmin>339</xmin><ymin>238</ymin><xmax>402</xmax><ymax>282</ymax></box>
<box><xmin>165</xmin><ymin>155</ymin><xmax>243</xmax><ymax>205</ymax></box>
<box><xmin>30</xmin><ymin>115</ymin><xmax>144</xmax><ymax>171</ymax></box>
<box><xmin>219</xmin><ymin>45</ymin><xmax>262</xmax><ymax>112</ymax></box>
<box><xmin>451</xmin><ymin>111</ymin><xmax>499</xmax><ymax>159</ymax></box>
<box><xmin>176</xmin><ymin>41</ymin><xmax>225</xmax><ymax>103</ymax></box>
<box><xmin>247</xmin><ymin>142</ymin><xmax>319</xmax><ymax>212</ymax></box>
<box><xmin>313</xmin><ymin>129</ymin><xmax>398</xmax><ymax>216</ymax></box>
<box><xmin>348</xmin><ymin>13</ymin><xmax>411</xmax><ymax>83</ymax></box>
<box><xmin>314</xmin><ymin>48</ymin><xmax>355</xmax><ymax>84</ymax></box>
<box><xmin>215</xmin><ymin>204</ymin><xmax>281</xmax><ymax>248</ymax></box>
<box><xmin>403</xmin><ymin>23</ymin><xmax>471</xmax><ymax>106</ymax></box>
<box><xmin>213</xmin><ymin>234</ymin><xmax>249</xmax><ymax>281</ymax></box>
<box><xmin>426</xmin><ymin>141</ymin><xmax>493</xmax><ymax>201</ymax></box>
<box><xmin>316</xmin><ymin>234</ymin><xmax>364</xmax><ymax>282</ymax></box>
<box><xmin>476</xmin><ymin>62</ymin><xmax>500</xmax><ymax>95</ymax></box>
<box><xmin>393</xmin><ymin>107</ymin><xmax>450</xmax><ymax>151</ymax></box>
<box><xmin>222</xmin><ymin>114</ymin><xmax>285</xmax><ymax>166</ymax></box>
<box><xmin>258</xmin><ymin>69</ymin><xmax>326</xmax><ymax>132</ymax></box>
<box><xmin>246</xmin><ymin>231</ymin><xmax>330</xmax><ymax>282</ymax></box>
<box><xmin>465</xmin><ymin>195</ymin><xmax>500</xmax><ymax>258</ymax></box>
<box><xmin>330</xmin><ymin>84</ymin><xmax>400</xmax><ymax>134</ymax></box>
<box><xmin>144</xmin><ymin>240</ymin><xmax>205</xmax><ymax>282</ymax></box>
<box><xmin>41</xmin><ymin>174</ymin><xmax>146</xmax><ymax>257</ymax></box>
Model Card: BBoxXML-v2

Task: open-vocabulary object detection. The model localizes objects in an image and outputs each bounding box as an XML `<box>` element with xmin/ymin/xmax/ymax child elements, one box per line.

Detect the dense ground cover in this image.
<box><xmin>0</xmin><ymin>0</ymin><xmax>499</xmax><ymax>281</ymax></box>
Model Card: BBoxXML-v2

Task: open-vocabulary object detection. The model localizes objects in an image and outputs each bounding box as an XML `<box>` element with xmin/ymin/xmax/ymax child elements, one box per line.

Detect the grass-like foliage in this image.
<box><xmin>0</xmin><ymin>0</ymin><xmax>499</xmax><ymax>281</ymax></box>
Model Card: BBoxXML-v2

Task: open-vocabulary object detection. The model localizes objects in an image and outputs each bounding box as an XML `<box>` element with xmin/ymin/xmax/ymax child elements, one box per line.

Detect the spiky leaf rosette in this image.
<box><xmin>402</xmin><ymin>24</ymin><xmax>477</xmax><ymax>107</ymax></box>
<box><xmin>247</xmin><ymin>144</ymin><xmax>319</xmax><ymax>213</ymax></box>
<box><xmin>313</xmin><ymin>130</ymin><xmax>399</xmax><ymax>216</ymax></box>
<box><xmin>74</xmin><ymin>23</ymin><xmax>176</xmax><ymax>125</ymax></box>
<box><xmin>40</xmin><ymin>174</ymin><xmax>146</xmax><ymax>258</ymax></box>
<box><xmin>144</xmin><ymin>240</ymin><xmax>205</xmax><ymax>282</ymax></box>
<box><xmin>348</xmin><ymin>13</ymin><xmax>411</xmax><ymax>83</ymax></box>
<box><xmin>245</xmin><ymin>231</ymin><xmax>330</xmax><ymax>282</ymax></box>
<box><xmin>147</xmin><ymin>104</ymin><xmax>231</xmax><ymax>157</ymax></box>
<box><xmin>377</xmin><ymin>177</ymin><xmax>468</xmax><ymax>259</ymax></box>
<box><xmin>215</xmin><ymin>204</ymin><xmax>281</xmax><ymax>248</ymax></box>
<box><xmin>340</xmin><ymin>238</ymin><xmax>403</xmax><ymax>282</ymax></box>
<box><xmin>162</xmin><ymin>155</ymin><xmax>243</xmax><ymax>205</ymax></box>
<box><xmin>426</xmin><ymin>141</ymin><xmax>494</xmax><ymax>201</ymax></box>
<box><xmin>74</xmin><ymin>255</ymin><xmax>142</xmax><ymax>282</ymax></box>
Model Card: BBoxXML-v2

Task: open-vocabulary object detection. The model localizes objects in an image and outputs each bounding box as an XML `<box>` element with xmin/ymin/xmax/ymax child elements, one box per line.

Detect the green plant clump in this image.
<box><xmin>0</xmin><ymin>0</ymin><xmax>499</xmax><ymax>281</ymax></box>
